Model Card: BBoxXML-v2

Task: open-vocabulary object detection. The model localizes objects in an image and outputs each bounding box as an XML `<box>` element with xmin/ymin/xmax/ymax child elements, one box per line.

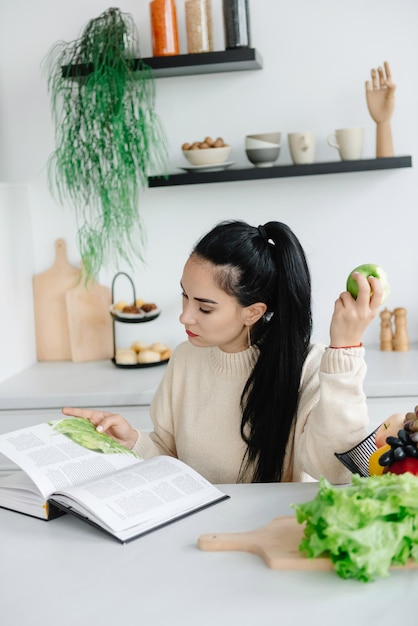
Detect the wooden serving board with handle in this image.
<box><xmin>33</xmin><ymin>239</ymin><xmax>81</xmax><ymax>361</ymax></box>
<box><xmin>65</xmin><ymin>268</ymin><xmax>113</xmax><ymax>363</ymax></box>
<box><xmin>198</xmin><ymin>515</ymin><xmax>418</xmax><ymax>571</ymax></box>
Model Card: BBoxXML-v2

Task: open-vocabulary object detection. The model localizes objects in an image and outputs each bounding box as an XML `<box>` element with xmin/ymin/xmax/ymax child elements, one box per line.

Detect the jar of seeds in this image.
<box><xmin>185</xmin><ymin>0</ymin><xmax>213</xmax><ymax>54</ymax></box>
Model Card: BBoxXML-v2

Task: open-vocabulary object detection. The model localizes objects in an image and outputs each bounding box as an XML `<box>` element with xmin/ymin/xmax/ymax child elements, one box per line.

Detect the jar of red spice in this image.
<box><xmin>150</xmin><ymin>0</ymin><xmax>180</xmax><ymax>57</ymax></box>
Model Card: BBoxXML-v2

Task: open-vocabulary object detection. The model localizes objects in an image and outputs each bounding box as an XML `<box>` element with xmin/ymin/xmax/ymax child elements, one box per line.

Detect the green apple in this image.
<box><xmin>346</xmin><ymin>263</ymin><xmax>391</xmax><ymax>304</ymax></box>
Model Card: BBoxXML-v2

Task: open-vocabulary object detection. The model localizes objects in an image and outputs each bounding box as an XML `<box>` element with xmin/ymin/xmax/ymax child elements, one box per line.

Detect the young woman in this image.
<box><xmin>63</xmin><ymin>220</ymin><xmax>383</xmax><ymax>484</ymax></box>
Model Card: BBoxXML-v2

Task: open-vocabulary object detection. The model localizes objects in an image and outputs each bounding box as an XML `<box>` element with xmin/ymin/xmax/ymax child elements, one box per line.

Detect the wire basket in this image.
<box><xmin>334</xmin><ymin>428</ymin><xmax>378</xmax><ymax>477</ymax></box>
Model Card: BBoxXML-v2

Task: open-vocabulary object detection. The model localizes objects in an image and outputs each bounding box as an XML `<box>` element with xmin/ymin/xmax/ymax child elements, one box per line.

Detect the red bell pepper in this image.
<box><xmin>386</xmin><ymin>458</ymin><xmax>418</xmax><ymax>476</ymax></box>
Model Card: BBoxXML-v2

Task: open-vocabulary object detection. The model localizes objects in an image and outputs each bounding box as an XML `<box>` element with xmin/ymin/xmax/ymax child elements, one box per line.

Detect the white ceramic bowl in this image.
<box><xmin>245</xmin><ymin>137</ymin><xmax>280</xmax><ymax>150</ymax></box>
<box><xmin>183</xmin><ymin>146</ymin><xmax>231</xmax><ymax>167</ymax></box>
<box><xmin>245</xmin><ymin>146</ymin><xmax>281</xmax><ymax>168</ymax></box>
<box><xmin>245</xmin><ymin>132</ymin><xmax>281</xmax><ymax>149</ymax></box>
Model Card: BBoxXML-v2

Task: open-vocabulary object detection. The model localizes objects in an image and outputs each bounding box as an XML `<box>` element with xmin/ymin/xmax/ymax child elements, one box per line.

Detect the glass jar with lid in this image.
<box><xmin>185</xmin><ymin>0</ymin><xmax>213</xmax><ymax>54</ymax></box>
<box><xmin>150</xmin><ymin>0</ymin><xmax>179</xmax><ymax>56</ymax></box>
<box><xmin>222</xmin><ymin>0</ymin><xmax>251</xmax><ymax>49</ymax></box>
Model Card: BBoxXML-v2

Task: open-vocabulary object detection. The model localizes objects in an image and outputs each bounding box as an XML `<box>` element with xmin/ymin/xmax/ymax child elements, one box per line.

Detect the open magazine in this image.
<box><xmin>0</xmin><ymin>418</ymin><xmax>228</xmax><ymax>542</ymax></box>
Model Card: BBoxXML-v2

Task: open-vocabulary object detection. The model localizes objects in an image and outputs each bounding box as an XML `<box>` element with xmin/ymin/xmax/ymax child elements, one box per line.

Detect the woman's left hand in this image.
<box><xmin>330</xmin><ymin>272</ymin><xmax>383</xmax><ymax>347</ymax></box>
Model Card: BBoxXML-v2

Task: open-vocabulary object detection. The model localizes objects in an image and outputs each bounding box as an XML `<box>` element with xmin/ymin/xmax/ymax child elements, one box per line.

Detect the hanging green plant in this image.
<box><xmin>43</xmin><ymin>7</ymin><xmax>168</xmax><ymax>281</ymax></box>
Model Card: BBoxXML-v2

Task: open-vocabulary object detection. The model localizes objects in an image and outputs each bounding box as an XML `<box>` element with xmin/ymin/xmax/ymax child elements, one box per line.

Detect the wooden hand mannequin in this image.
<box><xmin>365</xmin><ymin>61</ymin><xmax>396</xmax><ymax>157</ymax></box>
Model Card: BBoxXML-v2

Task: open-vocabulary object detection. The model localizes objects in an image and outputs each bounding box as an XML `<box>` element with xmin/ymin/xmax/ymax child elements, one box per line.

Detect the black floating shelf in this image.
<box><xmin>62</xmin><ymin>48</ymin><xmax>263</xmax><ymax>80</ymax></box>
<box><xmin>148</xmin><ymin>156</ymin><xmax>412</xmax><ymax>188</ymax></box>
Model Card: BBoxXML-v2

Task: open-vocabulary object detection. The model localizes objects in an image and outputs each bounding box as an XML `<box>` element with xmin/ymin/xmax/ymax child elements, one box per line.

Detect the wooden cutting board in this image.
<box><xmin>198</xmin><ymin>515</ymin><xmax>418</xmax><ymax>571</ymax></box>
<box><xmin>33</xmin><ymin>239</ymin><xmax>81</xmax><ymax>361</ymax></box>
<box><xmin>65</xmin><ymin>269</ymin><xmax>113</xmax><ymax>363</ymax></box>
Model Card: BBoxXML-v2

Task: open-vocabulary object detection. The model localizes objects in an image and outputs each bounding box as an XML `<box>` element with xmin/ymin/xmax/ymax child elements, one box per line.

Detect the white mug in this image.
<box><xmin>328</xmin><ymin>127</ymin><xmax>364</xmax><ymax>161</ymax></box>
<box><xmin>288</xmin><ymin>132</ymin><xmax>315</xmax><ymax>164</ymax></box>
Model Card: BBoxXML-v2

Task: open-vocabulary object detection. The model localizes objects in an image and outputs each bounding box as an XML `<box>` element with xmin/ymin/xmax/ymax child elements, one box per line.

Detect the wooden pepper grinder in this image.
<box><xmin>379</xmin><ymin>308</ymin><xmax>393</xmax><ymax>351</ymax></box>
<box><xmin>392</xmin><ymin>307</ymin><xmax>409</xmax><ymax>351</ymax></box>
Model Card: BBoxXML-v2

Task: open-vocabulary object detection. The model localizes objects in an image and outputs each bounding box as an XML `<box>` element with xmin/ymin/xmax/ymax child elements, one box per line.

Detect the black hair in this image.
<box><xmin>192</xmin><ymin>220</ymin><xmax>312</xmax><ymax>482</ymax></box>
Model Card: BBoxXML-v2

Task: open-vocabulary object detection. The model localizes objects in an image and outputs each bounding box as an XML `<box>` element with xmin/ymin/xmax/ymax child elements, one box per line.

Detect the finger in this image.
<box><xmin>384</xmin><ymin>60</ymin><xmax>392</xmax><ymax>82</ymax></box>
<box><xmin>62</xmin><ymin>406</ymin><xmax>91</xmax><ymax>419</ymax></box>
<box><xmin>332</xmin><ymin>297</ymin><xmax>344</xmax><ymax>317</ymax></box>
<box><xmin>368</xmin><ymin>276</ymin><xmax>383</xmax><ymax>309</ymax></box>
<box><xmin>62</xmin><ymin>406</ymin><xmax>109</xmax><ymax>427</ymax></box>
<box><xmin>377</xmin><ymin>66</ymin><xmax>385</xmax><ymax>88</ymax></box>
<box><xmin>371</xmin><ymin>68</ymin><xmax>378</xmax><ymax>89</ymax></box>
<box><xmin>334</xmin><ymin>291</ymin><xmax>351</xmax><ymax>310</ymax></box>
<box><xmin>94</xmin><ymin>414</ymin><xmax>122</xmax><ymax>433</ymax></box>
<box><xmin>349</xmin><ymin>272</ymin><xmax>371</xmax><ymax>304</ymax></box>
<box><xmin>365</xmin><ymin>79</ymin><xmax>371</xmax><ymax>92</ymax></box>
<box><xmin>388</xmin><ymin>82</ymin><xmax>396</xmax><ymax>96</ymax></box>
<box><xmin>385</xmin><ymin>65</ymin><xmax>396</xmax><ymax>94</ymax></box>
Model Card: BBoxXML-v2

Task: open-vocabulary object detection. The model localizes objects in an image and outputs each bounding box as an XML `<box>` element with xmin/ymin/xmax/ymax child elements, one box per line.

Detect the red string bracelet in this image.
<box><xmin>329</xmin><ymin>343</ymin><xmax>363</xmax><ymax>349</ymax></box>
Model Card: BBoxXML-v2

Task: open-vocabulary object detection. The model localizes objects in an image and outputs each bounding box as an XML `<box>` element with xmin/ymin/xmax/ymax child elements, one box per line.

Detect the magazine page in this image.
<box><xmin>0</xmin><ymin>418</ymin><xmax>141</xmax><ymax>500</ymax></box>
<box><xmin>50</xmin><ymin>455</ymin><xmax>227</xmax><ymax>542</ymax></box>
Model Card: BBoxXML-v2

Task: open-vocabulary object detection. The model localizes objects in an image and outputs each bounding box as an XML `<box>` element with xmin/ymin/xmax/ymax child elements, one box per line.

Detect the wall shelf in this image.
<box><xmin>62</xmin><ymin>48</ymin><xmax>263</xmax><ymax>80</ymax></box>
<box><xmin>148</xmin><ymin>156</ymin><xmax>412</xmax><ymax>188</ymax></box>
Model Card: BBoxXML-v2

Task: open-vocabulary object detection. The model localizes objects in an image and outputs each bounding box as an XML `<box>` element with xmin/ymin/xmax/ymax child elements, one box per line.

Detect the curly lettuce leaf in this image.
<box><xmin>293</xmin><ymin>473</ymin><xmax>418</xmax><ymax>582</ymax></box>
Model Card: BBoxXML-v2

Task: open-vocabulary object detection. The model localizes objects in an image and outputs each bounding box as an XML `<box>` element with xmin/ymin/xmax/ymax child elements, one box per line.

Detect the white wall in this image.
<box><xmin>0</xmin><ymin>0</ymin><xmax>417</xmax><ymax>382</ymax></box>
<box><xmin>0</xmin><ymin>184</ymin><xmax>36</xmax><ymax>381</ymax></box>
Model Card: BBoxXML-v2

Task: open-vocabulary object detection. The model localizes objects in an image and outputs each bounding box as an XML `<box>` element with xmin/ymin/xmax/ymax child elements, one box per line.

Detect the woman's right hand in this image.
<box><xmin>61</xmin><ymin>407</ymin><xmax>139</xmax><ymax>450</ymax></box>
<box><xmin>329</xmin><ymin>272</ymin><xmax>383</xmax><ymax>348</ymax></box>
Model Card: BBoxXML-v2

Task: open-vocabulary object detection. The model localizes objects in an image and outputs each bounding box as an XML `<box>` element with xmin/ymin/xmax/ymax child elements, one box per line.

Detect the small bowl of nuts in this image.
<box><xmin>182</xmin><ymin>136</ymin><xmax>231</xmax><ymax>167</ymax></box>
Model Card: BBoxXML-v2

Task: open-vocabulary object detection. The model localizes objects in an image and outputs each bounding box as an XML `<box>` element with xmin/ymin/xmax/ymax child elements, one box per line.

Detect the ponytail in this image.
<box><xmin>239</xmin><ymin>222</ymin><xmax>312</xmax><ymax>481</ymax></box>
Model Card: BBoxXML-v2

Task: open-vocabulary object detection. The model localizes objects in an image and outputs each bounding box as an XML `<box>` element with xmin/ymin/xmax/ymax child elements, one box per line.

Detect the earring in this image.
<box><xmin>247</xmin><ymin>326</ymin><xmax>252</xmax><ymax>349</ymax></box>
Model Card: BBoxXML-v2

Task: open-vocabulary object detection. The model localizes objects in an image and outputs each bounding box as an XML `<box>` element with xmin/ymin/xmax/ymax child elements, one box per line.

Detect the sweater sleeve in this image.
<box><xmin>292</xmin><ymin>343</ymin><xmax>370</xmax><ymax>483</ymax></box>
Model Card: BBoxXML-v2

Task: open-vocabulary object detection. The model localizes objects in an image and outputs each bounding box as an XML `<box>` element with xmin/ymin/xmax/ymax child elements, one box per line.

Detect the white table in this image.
<box><xmin>1</xmin><ymin>482</ymin><xmax>417</xmax><ymax>626</ymax></box>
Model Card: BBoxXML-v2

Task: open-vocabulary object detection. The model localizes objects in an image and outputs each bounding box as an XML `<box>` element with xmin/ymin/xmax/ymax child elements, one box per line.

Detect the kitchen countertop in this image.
<box><xmin>0</xmin><ymin>359</ymin><xmax>167</xmax><ymax>409</ymax></box>
<box><xmin>363</xmin><ymin>346</ymin><xmax>418</xmax><ymax>397</ymax></box>
<box><xmin>0</xmin><ymin>346</ymin><xmax>417</xmax><ymax>411</ymax></box>
<box><xmin>1</xmin><ymin>481</ymin><xmax>417</xmax><ymax>626</ymax></box>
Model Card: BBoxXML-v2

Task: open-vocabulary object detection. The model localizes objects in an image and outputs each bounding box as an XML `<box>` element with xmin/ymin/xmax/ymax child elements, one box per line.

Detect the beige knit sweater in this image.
<box><xmin>133</xmin><ymin>341</ymin><xmax>369</xmax><ymax>484</ymax></box>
